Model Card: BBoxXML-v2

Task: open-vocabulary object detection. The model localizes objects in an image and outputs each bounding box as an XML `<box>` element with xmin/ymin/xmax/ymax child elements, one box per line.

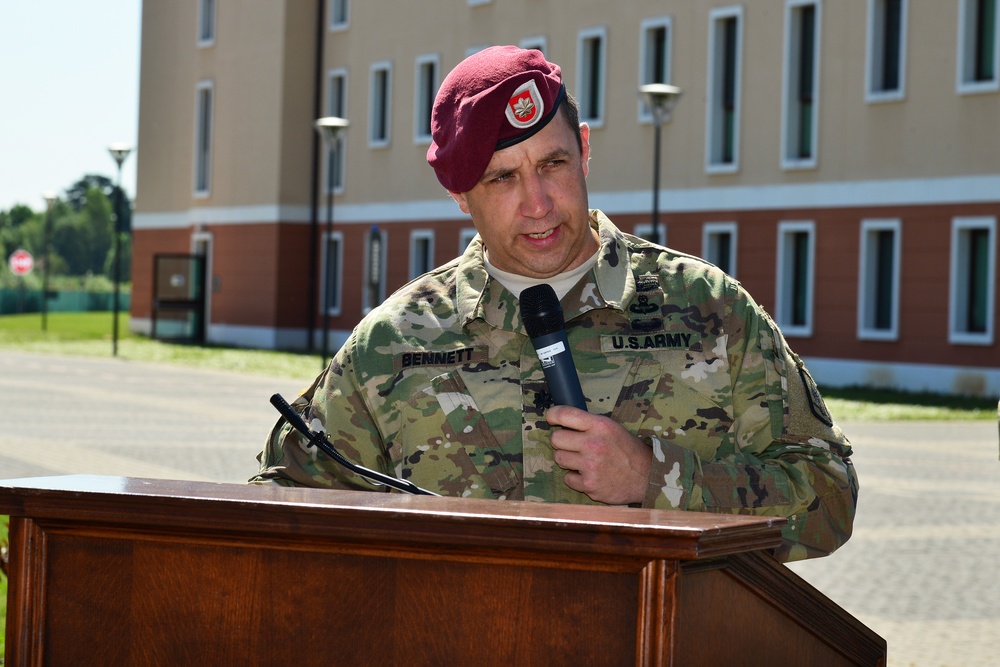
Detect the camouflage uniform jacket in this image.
<box><xmin>254</xmin><ymin>210</ymin><xmax>858</xmax><ymax>562</ymax></box>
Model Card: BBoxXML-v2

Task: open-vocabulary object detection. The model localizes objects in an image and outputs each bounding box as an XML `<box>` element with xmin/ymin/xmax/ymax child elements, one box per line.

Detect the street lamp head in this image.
<box><xmin>639</xmin><ymin>83</ymin><xmax>683</xmax><ymax>126</ymax></box>
<box><xmin>108</xmin><ymin>143</ymin><xmax>133</xmax><ymax>167</ymax></box>
<box><xmin>314</xmin><ymin>116</ymin><xmax>350</xmax><ymax>145</ymax></box>
<box><xmin>43</xmin><ymin>192</ymin><xmax>58</xmax><ymax>210</ymax></box>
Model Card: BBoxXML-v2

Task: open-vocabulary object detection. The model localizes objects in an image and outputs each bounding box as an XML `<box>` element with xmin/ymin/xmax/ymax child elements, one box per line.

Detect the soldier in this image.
<box><xmin>253</xmin><ymin>45</ymin><xmax>858</xmax><ymax>562</ymax></box>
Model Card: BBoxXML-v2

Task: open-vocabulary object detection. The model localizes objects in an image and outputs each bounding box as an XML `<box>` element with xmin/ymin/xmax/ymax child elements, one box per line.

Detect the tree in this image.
<box><xmin>64</xmin><ymin>174</ymin><xmax>132</xmax><ymax>232</ymax></box>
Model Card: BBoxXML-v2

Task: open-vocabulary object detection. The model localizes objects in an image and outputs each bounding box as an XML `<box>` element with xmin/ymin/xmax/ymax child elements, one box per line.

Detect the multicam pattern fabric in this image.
<box><xmin>253</xmin><ymin>211</ymin><xmax>858</xmax><ymax>562</ymax></box>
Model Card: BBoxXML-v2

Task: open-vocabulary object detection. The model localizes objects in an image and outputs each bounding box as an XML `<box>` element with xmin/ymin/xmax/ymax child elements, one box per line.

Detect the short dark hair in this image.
<box><xmin>558</xmin><ymin>91</ymin><xmax>583</xmax><ymax>154</ymax></box>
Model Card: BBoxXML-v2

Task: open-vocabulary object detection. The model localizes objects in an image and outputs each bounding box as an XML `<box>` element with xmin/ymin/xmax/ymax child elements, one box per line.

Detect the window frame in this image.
<box><xmin>948</xmin><ymin>216</ymin><xmax>997</xmax><ymax>345</ymax></box>
<box><xmin>775</xmin><ymin>220</ymin><xmax>816</xmax><ymax>337</ymax></box>
<box><xmin>633</xmin><ymin>222</ymin><xmax>666</xmax><ymax>246</ymax></box>
<box><xmin>576</xmin><ymin>26</ymin><xmax>608</xmax><ymax>128</ymax></box>
<box><xmin>857</xmin><ymin>219</ymin><xmax>903</xmax><ymax>341</ymax></box>
<box><xmin>638</xmin><ymin>16</ymin><xmax>673</xmax><ymax>124</ymax></box>
<box><xmin>865</xmin><ymin>0</ymin><xmax>908</xmax><ymax>102</ymax></box>
<box><xmin>414</xmin><ymin>54</ymin><xmax>440</xmax><ymax>145</ymax></box>
<box><xmin>198</xmin><ymin>0</ymin><xmax>216</xmax><ymax>47</ymax></box>
<box><xmin>362</xmin><ymin>227</ymin><xmax>389</xmax><ymax>314</ymax></box>
<box><xmin>321</xmin><ymin>229</ymin><xmax>344</xmax><ymax>317</ymax></box>
<box><xmin>409</xmin><ymin>230</ymin><xmax>436</xmax><ymax>280</ymax></box>
<box><xmin>325</xmin><ymin>68</ymin><xmax>348</xmax><ymax>195</ymax></box>
<box><xmin>330</xmin><ymin>0</ymin><xmax>350</xmax><ymax>31</ymax></box>
<box><xmin>193</xmin><ymin>80</ymin><xmax>214</xmax><ymax>198</ymax></box>
<box><xmin>957</xmin><ymin>0</ymin><xmax>1000</xmax><ymax>93</ymax></box>
<box><xmin>781</xmin><ymin>0</ymin><xmax>822</xmax><ymax>170</ymax></box>
<box><xmin>702</xmin><ymin>222</ymin><xmax>739</xmax><ymax>278</ymax></box>
<box><xmin>706</xmin><ymin>6</ymin><xmax>744</xmax><ymax>174</ymax></box>
<box><xmin>368</xmin><ymin>61</ymin><xmax>393</xmax><ymax>148</ymax></box>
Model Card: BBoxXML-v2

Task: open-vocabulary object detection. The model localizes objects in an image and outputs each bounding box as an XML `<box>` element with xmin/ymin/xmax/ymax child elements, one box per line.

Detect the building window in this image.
<box><xmin>330</xmin><ymin>0</ymin><xmax>349</xmax><ymax>30</ymax></box>
<box><xmin>707</xmin><ymin>7</ymin><xmax>743</xmax><ymax>173</ymax></box>
<box><xmin>638</xmin><ymin>17</ymin><xmax>672</xmax><ymax>122</ymax></box>
<box><xmin>369</xmin><ymin>61</ymin><xmax>392</xmax><ymax>148</ymax></box>
<box><xmin>867</xmin><ymin>0</ymin><xmax>907</xmax><ymax>101</ymax></box>
<box><xmin>858</xmin><ymin>219</ymin><xmax>902</xmax><ymax>340</ymax></box>
<box><xmin>194</xmin><ymin>81</ymin><xmax>214</xmax><ymax>197</ymax></box>
<box><xmin>414</xmin><ymin>54</ymin><xmax>439</xmax><ymax>144</ymax></box>
<box><xmin>519</xmin><ymin>36</ymin><xmax>547</xmax><ymax>54</ymax></box>
<box><xmin>776</xmin><ymin>221</ymin><xmax>816</xmax><ymax>337</ymax></box>
<box><xmin>322</xmin><ymin>231</ymin><xmax>344</xmax><ymax>316</ymax></box>
<box><xmin>410</xmin><ymin>230</ymin><xmax>435</xmax><ymax>279</ymax></box>
<box><xmin>577</xmin><ymin>27</ymin><xmax>607</xmax><ymax>127</ymax></box>
<box><xmin>326</xmin><ymin>69</ymin><xmax>348</xmax><ymax>194</ymax></box>
<box><xmin>782</xmin><ymin>0</ymin><xmax>821</xmax><ymax>169</ymax></box>
<box><xmin>949</xmin><ymin>217</ymin><xmax>996</xmax><ymax>345</ymax></box>
<box><xmin>459</xmin><ymin>228</ymin><xmax>478</xmax><ymax>253</ymax></box>
<box><xmin>363</xmin><ymin>227</ymin><xmax>388</xmax><ymax>312</ymax></box>
<box><xmin>958</xmin><ymin>0</ymin><xmax>1000</xmax><ymax>92</ymax></box>
<box><xmin>198</xmin><ymin>0</ymin><xmax>216</xmax><ymax>46</ymax></box>
<box><xmin>703</xmin><ymin>222</ymin><xmax>738</xmax><ymax>277</ymax></box>
<box><xmin>633</xmin><ymin>223</ymin><xmax>666</xmax><ymax>246</ymax></box>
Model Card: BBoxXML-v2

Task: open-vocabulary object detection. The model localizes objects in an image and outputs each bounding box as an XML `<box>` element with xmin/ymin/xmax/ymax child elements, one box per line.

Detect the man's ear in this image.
<box><xmin>580</xmin><ymin>122</ymin><xmax>591</xmax><ymax>178</ymax></box>
<box><xmin>449</xmin><ymin>191</ymin><xmax>470</xmax><ymax>215</ymax></box>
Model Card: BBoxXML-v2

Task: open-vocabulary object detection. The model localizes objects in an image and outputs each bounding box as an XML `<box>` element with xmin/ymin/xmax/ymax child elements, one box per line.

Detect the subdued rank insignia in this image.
<box><xmin>628</xmin><ymin>274</ymin><xmax>665</xmax><ymax>332</ymax></box>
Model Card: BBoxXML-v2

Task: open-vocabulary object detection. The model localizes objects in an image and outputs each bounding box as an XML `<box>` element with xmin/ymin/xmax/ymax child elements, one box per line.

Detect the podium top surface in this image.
<box><xmin>0</xmin><ymin>474</ymin><xmax>785</xmax><ymax>561</ymax></box>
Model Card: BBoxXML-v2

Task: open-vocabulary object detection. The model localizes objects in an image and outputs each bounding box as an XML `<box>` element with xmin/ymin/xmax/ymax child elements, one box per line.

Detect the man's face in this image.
<box><xmin>450</xmin><ymin>115</ymin><xmax>596</xmax><ymax>279</ymax></box>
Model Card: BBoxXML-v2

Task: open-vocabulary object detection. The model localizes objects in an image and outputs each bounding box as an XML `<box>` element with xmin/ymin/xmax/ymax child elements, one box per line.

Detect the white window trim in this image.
<box><xmin>637</xmin><ymin>16</ymin><xmax>673</xmax><ymax>124</ymax></box>
<box><xmin>321</xmin><ymin>230</ymin><xmax>344</xmax><ymax>317</ymax></box>
<box><xmin>957</xmin><ymin>0</ymin><xmax>1000</xmax><ymax>94</ymax></box>
<box><xmin>368</xmin><ymin>61</ymin><xmax>393</xmax><ymax>149</ymax></box>
<box><xmin>780</xmin><ymin>0</ymin><xmax>822</xmax><ymax>171</ymax></box>
<box><xmin>362</xmin><ymin>227</ymin><xmax>389</xmax><ymax>314</ymax></box>
<box><xmin>706</xmin><ymin>6</ymin><xmax>744</xmax><ymax>174</ymax></box>
<box><xmin>325</xmin><ymin>67</ymin><xmax>349</xmax><ymax>196</ymax></box>
<box><xmin>865</xmin><ymin>0</ymin><xmax>908</xmax><ymax>102</ymax></box>
<box><xmin>702</xmin><ymin>222</ymin><xmax>739</xmax><ymax>278</ymax></box>
<box><xmin>413</xmin><ymin>53</ymin><xmax>440</xmax><ymax>145</ymax></box>
<box><xmin>459</xmin><ymin>228</ymin><xmax>478</xmax><ymax>253</ymax></box>
<box><xmin>193</xmin><ymin>80</ymin><xmax>214</xmax><ymax>198</ymax></box>
<box><xmin>576</xmin><ymin>26</ymin><xmax>608</xmax><ymax>128</ymax></box>
<box><xmin>948</xmin><ymin>216</ymin><xmax>997</xmax><ymax>345</ymax></box>
<box><xmin>198</xmin><ymin>0</ymin><xmax>216</xmax><ymax>47</ymax></box>
<box><xmin>467</xmin><ymin>0</ymin><xmax>492</xmax><ymax>6</ymax></box>
<box><xmin>519</xmin><ymin>36</ymin><xmax>548</xmax><ymax>53</ymax></box>
<box><xmin>190</xmin><ymin>230</ymin><xmax>214</xmax><ymax>335</ymax></box>
<box><xmin>409</xmin><ymin>230</ymin><xmax>436</xmax><ymax>279</ymax></box>
<box><xmin>329</xmin><ymin>0</ymin><xmax>350</xmax><ymax>31</ymax></box>
<box><xmin>857</xmin><ymin>219</ymin><xmax>902</xmax><ymax>341</ymax></box>
<box><xmin>776</xmin><ymin>220</ymin><xmax>816</xmax><ymax>337</ymax></box>
<box><xmin>633</xmin><ymin>222</ymin><xmax>666</xmax><ymax>246</ymax></box>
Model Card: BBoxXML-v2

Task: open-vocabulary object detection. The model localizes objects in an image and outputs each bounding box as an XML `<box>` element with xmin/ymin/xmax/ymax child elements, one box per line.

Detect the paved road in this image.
<box><xmin>2</xmin><ymin>350</ymin><xmax>998</xmax><ymax>666</ymax></box>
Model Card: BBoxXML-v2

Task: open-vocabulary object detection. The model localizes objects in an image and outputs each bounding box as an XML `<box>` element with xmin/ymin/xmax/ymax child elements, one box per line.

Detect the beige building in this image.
<box><xmin>133</xmin><ymin>0</ymin><xmax>1000</xmax><ymax>396</ymax></box>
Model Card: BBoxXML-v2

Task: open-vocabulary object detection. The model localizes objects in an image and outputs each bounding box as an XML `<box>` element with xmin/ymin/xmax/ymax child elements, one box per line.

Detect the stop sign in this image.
<box><xmin>8</xmin><ymin>249</ymin><xmax>34</xmax><ymax>276</ymax></box>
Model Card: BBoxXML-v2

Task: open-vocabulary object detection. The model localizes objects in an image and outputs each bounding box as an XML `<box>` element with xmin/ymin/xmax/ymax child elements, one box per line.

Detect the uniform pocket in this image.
<box><xmin>398</xmin><ymin>370</ymin><xmax>520</xmax><ymax>498</ymax></box>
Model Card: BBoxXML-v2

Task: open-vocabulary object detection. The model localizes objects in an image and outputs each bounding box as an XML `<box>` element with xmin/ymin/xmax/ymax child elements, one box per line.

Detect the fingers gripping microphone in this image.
<box><xmin>520</xmin><ymin>284</ymin><xmax>587</xmax><ymax>411</ymax></box>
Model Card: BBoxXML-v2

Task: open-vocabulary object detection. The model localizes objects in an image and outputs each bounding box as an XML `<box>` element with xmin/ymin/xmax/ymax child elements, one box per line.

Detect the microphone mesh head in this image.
<box><xmin>520</xmin><ymin>284</ymin><xmax>564</xmax><ymax>338</ymax></box>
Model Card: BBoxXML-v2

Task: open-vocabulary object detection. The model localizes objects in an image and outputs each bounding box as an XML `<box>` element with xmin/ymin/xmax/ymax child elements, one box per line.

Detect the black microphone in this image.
<box><xmin>520</xmin><ymin>284</ymin><xmax>587</xmax><ymax>411</ymax></box>
<box><xmin>269</xmin><ymin>393</ymin><xmax>438</xmax><ymax>496</ymax></box>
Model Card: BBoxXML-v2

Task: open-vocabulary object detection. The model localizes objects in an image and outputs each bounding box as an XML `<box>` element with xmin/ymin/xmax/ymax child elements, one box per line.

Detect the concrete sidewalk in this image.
<box><xmin>2</xmin><ymin>350</ymin><xmax>998</xmax><ymax>666</ymax></box>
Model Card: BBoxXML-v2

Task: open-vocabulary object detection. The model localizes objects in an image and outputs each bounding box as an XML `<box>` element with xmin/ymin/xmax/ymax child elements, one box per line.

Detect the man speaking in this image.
<box><xmin>252</xmin><ymin>46</ymin><xmax>858</xmax><ymax>563</ymax></box>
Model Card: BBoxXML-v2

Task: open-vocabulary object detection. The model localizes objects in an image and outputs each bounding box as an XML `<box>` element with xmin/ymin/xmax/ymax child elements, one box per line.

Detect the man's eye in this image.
<box><xmin>492</xmin><ymin>172</ymin><xmax>513</xmax><ymax>183</ymax></box>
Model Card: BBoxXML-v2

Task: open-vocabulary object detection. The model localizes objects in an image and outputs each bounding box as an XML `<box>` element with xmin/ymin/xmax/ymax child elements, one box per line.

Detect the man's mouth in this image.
<box><xmin>527</xmin><ymin>228</ymin><xmax>555</xmax><ymax>240</ymax></box>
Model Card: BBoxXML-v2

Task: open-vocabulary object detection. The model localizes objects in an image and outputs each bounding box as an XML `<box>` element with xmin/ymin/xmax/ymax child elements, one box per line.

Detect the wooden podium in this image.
<box><xmin>1</xmin><ymin>475</ymin><xmax>885</xmax><ymax>666</ymax></box>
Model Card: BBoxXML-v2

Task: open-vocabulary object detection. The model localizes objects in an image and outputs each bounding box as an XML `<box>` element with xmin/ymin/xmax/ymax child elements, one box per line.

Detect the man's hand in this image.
<box><xmin>545</xmin><ymin>405</ymin><xmax>652</xmax><ymax>506</ymax></box>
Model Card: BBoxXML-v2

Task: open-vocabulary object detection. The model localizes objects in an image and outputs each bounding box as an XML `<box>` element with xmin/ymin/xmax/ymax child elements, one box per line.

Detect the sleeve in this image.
<box><xmin>642</xmin><ymin>285</ymin><xmax>859</xmax><ymax>562</ymax></box>
<box><xmin>250</xmin><ymin>332</ymin><xmax>393</xmax><ymax>491</ymax></box>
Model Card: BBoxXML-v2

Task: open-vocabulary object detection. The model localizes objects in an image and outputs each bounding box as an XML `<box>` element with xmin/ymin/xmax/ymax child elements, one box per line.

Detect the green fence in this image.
<box><xmin>0</xmin><ymin>289</ymin><xmax>132</xmax><ymax>315</ymax></box>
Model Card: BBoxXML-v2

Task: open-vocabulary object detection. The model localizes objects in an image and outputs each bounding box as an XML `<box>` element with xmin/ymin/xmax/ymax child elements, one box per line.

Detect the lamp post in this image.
<box><xmin>638</xmin><ymin>83</ymin><xmax>683</xmax><ymax>246</ymax></box>
<box><xmin>108</xmin><ymin>143</ymin><xmax>133</xmax><ymax>357</ymax></box>
<box><xmin>313</xmin><ymin>116</ymin><xmax>349</xmax><ymax>369</ymax></box>
<box><xmin>41</xmin><ymin>192</ymin><xmax>57</xmax><ymax>332</ymax></box>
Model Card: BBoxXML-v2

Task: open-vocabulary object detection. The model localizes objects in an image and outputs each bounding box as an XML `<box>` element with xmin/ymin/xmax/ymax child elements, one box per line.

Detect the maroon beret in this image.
<box><xmin>427</xmin><ymin>45</ymin><xmax>566</xmax><ymax>193</ymax></box>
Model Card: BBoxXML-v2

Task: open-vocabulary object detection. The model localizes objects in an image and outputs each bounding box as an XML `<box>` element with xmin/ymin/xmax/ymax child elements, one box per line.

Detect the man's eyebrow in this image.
<box><xmin>479</xmin><ymin>147</ymin><xmax>575</xmax><ymax>183</ymax></box>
